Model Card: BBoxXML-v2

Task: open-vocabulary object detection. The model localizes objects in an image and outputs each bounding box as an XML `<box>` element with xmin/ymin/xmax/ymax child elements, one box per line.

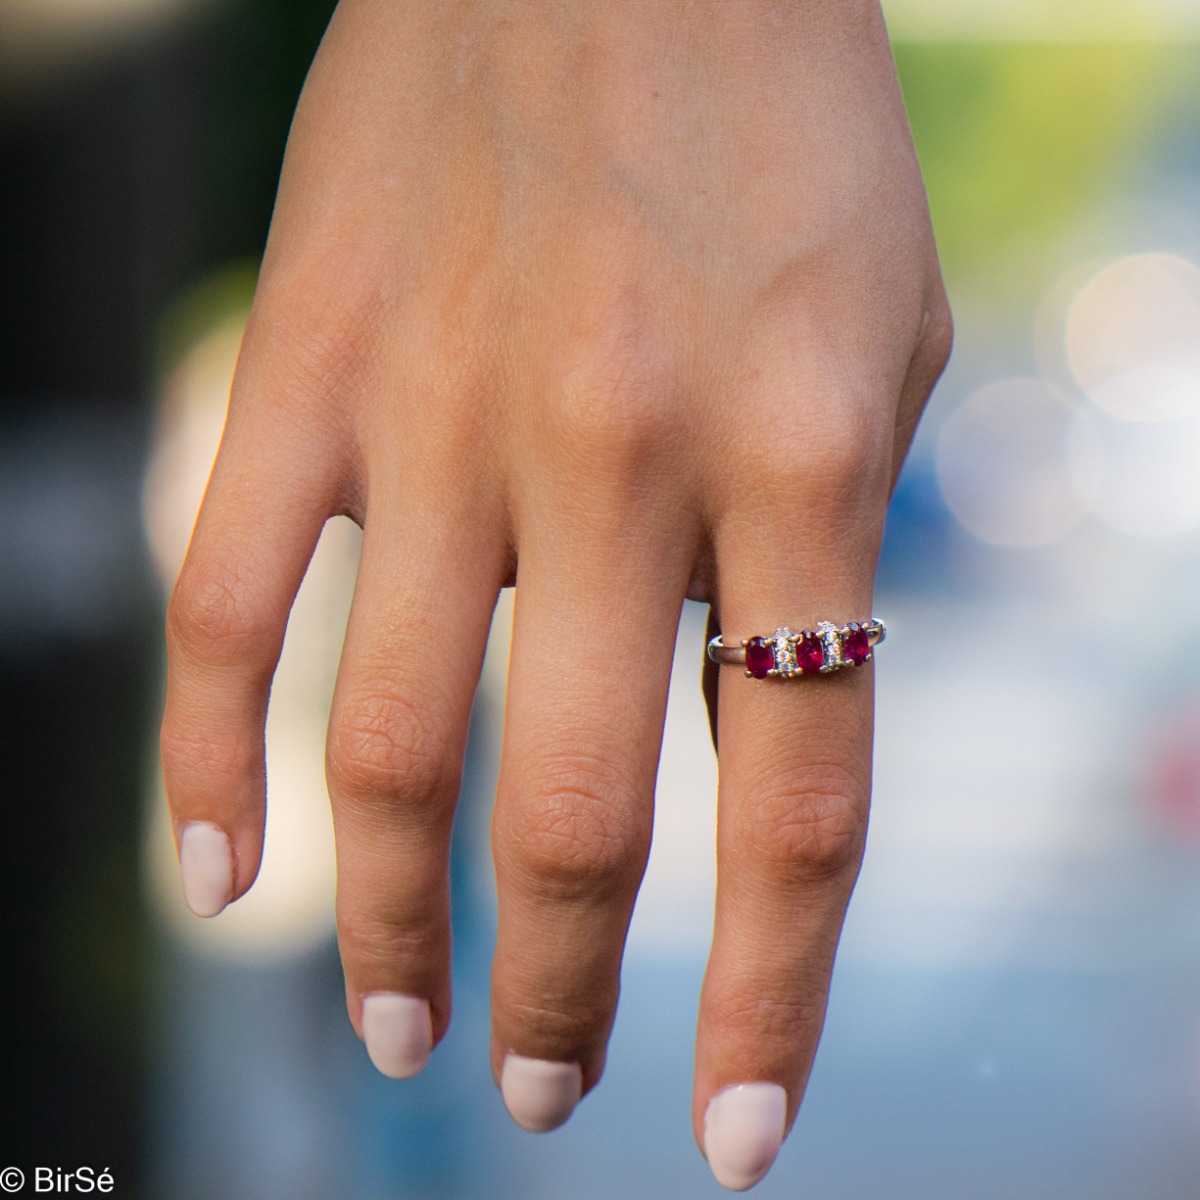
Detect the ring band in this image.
<box><xmin>707</xmin><ymin>619</ymin><xmax>886</xmax><ymax>679</ymax></box>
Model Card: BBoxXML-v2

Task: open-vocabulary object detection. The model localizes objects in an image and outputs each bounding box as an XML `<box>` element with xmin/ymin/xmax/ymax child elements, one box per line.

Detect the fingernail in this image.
<box><xmin>178</xmin><ymin>822</ymin><xmax>233</xmax><ymax>918</ymax></box>
<box><xmin>500</xmin><ymin>1055</ymin><xmax>582</xmax><ymax>1132</ymax></box>
<box><xmin>703</xmin><ymin>1083</ymin><xmax>788</xmax><ymax>1191</ymax></box>
<box><xmin>361</xmin><ymin>994</ymin><xmax>433</xmax><ymax>1079</ymax></box>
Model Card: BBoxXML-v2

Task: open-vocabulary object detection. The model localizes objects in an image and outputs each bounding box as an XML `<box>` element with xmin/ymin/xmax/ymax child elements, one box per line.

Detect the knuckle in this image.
<box><xmin>503</xmin><ymin>761</ymin><xmax>647</xmax><ymax>902</ymax></box>
<box><xmin>500</xmin><ymin>992</ymin><xmax>616</xmax><ymax>1055</ymax></box>
<box><xmin>750</xmin><ymin>769</ymin><xmax>867</xmax><ymax>882</ymax></box>
<box><xmin>796</xmin><ymin>431</ymin><xmax>873</xmax><ymax>499</ymax></box>
<box><xmin>160</xmin><ymin>712</ymin><xmax>259</xmax><ymax>794</ymax></box>
<box><xmin>241</xmin><ymin>278</ymin><xmax>384</xmax><ymax>419</ymax></box>
<box><xmin>326</xmin><ymin>684</ymin><xmax>453</xmax><ymax>807</ymax></box>
<box><xmin>550</xmin><ymin>311</ymin><xmax>680</xmax><ymax>473</ymax></box>
<box><xmin>707</xmin><ymin>987</ymin><xmax>819</xmax><ymax>1045</ymax></box>
<box><xmin>336</xmin><ymin>904</ymin><xmax>441</xmax><ymax>973</ymax></box>
<box><xmin>746</xmin><ymin>386</ymin><xmax>885</xmax><ymax>509</ymax></box>
<box><xmin>166</xmin><ymin>553</ymin><xmax>276</xmax><ymax>666</ymax></box>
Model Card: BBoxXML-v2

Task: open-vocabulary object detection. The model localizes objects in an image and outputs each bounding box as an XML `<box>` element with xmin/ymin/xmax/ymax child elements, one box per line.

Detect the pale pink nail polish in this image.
<box><xmin>178</xmin><ymin>822</ymin><xmax>233</xmax><ymax>918</ymax></box>
<box><xmin>361</xmin><ymin>994</ymin><xmax>433</xmax><ymax>1079</ymax></box>
<box><xmin>500</xmin><ymin>1056</ymin><xmax>582</xmax><ymax>1132</ymax></box>
<box><xmin>704</xmin><ymin>1083</ymin><xmax>787</xmax><ymax>1191</ymax></box>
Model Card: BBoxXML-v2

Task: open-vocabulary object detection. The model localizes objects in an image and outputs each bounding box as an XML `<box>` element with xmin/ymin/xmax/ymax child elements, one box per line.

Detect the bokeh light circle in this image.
<box><xmin>1087</xmin><ymin>364</ymin><xmax>1200</xmax><ymax>424</ymax></box>
<box><xmin>1065</xmin><ymin>253</ymin><xmax>1200</xmax><ymax>421</ymax></box>
<box><xmin>1069</xmin><ymin>405</ymin><xmax>1200</xmax><ymax>539</ymax></box>
<box><xmin>937</xmin><ymin>379</ymin><xmax>1088</xmax><ymax>547</ymax></box>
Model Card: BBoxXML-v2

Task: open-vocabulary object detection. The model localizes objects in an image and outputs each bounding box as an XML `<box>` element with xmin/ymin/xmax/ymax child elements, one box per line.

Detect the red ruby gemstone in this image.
<box><xmin>843</xmin><ymin>627</ymin><xmax>871</xmax><ymax>666</ymax></box>
<box><xmin>796</xmin><ymin>633</ymin><xmax>824</xmax><ymax>675</ymax></box>
<box><xmin>745</xmin><ymin>637</ymin><xmax>775</xmax><ymax>679</ymax></box>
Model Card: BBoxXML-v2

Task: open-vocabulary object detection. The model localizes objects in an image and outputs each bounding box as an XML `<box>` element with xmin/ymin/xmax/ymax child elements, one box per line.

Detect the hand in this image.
<box><xmin>160</xmin><ymin>0</ymin><xmax>950</xmax><ymax>1189</ymax></box>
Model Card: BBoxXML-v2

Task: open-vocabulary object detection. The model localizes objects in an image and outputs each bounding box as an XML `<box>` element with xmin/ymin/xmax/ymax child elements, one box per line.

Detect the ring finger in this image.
<box><xmin>694</xmin><ymin>380</ymin><xmax>891</xmax><ymax>1190</ymax></box>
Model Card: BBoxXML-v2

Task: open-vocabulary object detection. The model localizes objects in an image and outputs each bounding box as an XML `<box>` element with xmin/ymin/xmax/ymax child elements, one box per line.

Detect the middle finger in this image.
<box><xmin>490</xmin><ymin>405</ymin><xmax>696</xmax><ymax>1131</ymax></box>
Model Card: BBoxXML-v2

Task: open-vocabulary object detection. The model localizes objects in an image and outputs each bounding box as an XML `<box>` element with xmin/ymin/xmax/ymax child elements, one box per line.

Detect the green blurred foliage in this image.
<box><xmin>895</xmin><ymin>43</ymin><xmax>1199</xmax><ymax>288</ymax></box>
<box><xmin>155</xmin><ymin>258</ymin><xmax>257</xmax><ymax>377</ymax></box>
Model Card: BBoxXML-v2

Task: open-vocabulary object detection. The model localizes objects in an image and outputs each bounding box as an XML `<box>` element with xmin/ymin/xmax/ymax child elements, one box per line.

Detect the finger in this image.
<box><xmin>489</xmin><ymin>501</ymin><xmax>693</xmax><ymax>1131</ymax></box>
<box><xmin>694</xmin><ymin>390</ymin><xmax>888</xmax><ymax>1191</ymax></box>
<box><xmin>325</xmin><ymin>473</ymin><xmax>505</xmax><ymax>1079</ymax></box>
<box><xmin>711</xmin><ymin>294</ymin><xmax>948</xmax><ymax>757</ymax></box>
<box><xmin>161</xmin><ymin>338</ymin><xmax>345</xmax><ymax>919</ymax></box>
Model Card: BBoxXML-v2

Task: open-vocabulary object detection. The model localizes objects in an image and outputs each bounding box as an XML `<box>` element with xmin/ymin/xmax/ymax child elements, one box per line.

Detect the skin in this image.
<box><xmin>161</xmin><ymin>0</ymin><xmax>951</xmax><ymax>1176</ymax></box>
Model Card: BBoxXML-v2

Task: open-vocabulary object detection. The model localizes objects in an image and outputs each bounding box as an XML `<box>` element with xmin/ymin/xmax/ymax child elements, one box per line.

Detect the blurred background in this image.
<box><xmin>4</xmin><ymin>0</ymin><xmax>1200</xmax><ymax>1196</ymax></box>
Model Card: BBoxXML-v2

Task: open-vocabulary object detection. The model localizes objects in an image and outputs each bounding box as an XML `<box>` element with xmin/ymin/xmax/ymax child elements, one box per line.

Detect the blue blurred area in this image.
<box><xmin>878</xmin><ymin>448</ymin><xmax>960</xmax><ymax>592</ymax></box>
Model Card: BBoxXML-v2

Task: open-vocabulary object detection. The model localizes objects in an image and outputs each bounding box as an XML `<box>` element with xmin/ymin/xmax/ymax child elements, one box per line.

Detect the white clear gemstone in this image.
<box><xmin>772</xmin><ymin>627</ymin><xmax>798</xmax><ymax>677</ymax></box>
<box><xmin>816</xmin><ymin>621</ymin><xmax>843</xmax><ymax>671</ymax></box>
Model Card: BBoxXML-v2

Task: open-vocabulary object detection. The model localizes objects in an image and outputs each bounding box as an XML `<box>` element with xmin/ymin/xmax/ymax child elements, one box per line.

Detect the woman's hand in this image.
<box><xmin>160</xmin><ymin>0</ymin><xmax>950</xmax><ymax>1189</ymax></box>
